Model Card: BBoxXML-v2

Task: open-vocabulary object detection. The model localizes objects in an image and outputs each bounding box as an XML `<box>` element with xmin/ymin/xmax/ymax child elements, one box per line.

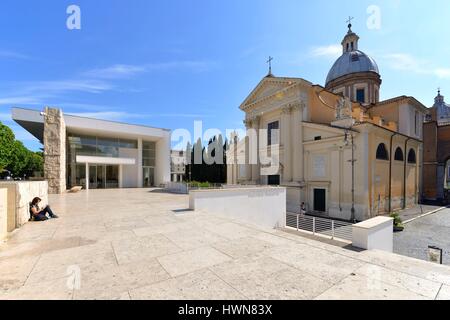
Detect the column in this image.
<box><xmin>137</xmin><ymin>138</ymin><xmax>143</xmax><ymax>188</ymax></box>
<box><xmin>85</xmin><ymin>163</ymin><xmax>89</xmax><ymax>190</ymax></box>
<box><xmin>155</xmin><ymin>132</ymin><xmax>171</xmax><ymax>186</ymax></box>
<box><xmin>244</xmin><ymin>119</ymin><xmax>253</xmax><ymax>182</ymax></box>
<box><xmin>43</xmin><ymin>107</ymin><xmax>66</xmax><ymax>194</ymax></box>
<box><xmin>251</xmin><ymin>116</ymin><xmax>261</xmax><ymax>184</ymax></box>
<box><xmin>292</xmin><ymin>103</ymin><xmax>304</xmax><ymax>182</ymax></box>
<box><xmin>281</xmin><ymin>106</ymin><xmax>292</xmax><ymax>183</ymax></box>
<box><xmin>119</xmin><ymin>165</ymin><xmax>123</xmax><ymax>188</ymax></box>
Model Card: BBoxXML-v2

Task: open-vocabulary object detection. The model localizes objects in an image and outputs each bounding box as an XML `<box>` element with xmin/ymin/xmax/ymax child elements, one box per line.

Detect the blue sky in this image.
<box><xmin>0</xmin><ymin>0</ymin><xmax>449</xmax><ymax>151</ymax></box>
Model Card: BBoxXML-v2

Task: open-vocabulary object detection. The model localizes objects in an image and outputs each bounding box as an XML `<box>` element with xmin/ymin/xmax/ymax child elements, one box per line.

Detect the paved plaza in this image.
<box><xmin>394</xmin><ymin>208</ymin><xmax>450</xmax><ymax>265</ymax></box>
<box><xmin>1</xmin><ymin>189</ymin><xmax>450</xmax><ymax>300</ymax></box>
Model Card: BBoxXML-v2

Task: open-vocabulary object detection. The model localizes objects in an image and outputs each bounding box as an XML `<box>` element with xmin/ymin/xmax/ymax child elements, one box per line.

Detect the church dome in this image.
<box><xmin>326</xmin><ymin>50</ymin><xmax>379</xmax><ymax>85</ymax></box>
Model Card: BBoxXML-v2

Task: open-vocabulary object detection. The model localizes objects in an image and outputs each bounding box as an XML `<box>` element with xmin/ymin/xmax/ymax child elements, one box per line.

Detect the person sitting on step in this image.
<box><xmin>29</xmin><ymin>197</ymin><xmax>59</xmax><ymax>221</ymax></box>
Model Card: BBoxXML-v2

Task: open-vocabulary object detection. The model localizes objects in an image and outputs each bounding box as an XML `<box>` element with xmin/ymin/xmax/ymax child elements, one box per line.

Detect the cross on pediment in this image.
<box><xmin>266</xmin><ymin>56</ymin><xmax>273</xmax><ymax>75</ymax></box>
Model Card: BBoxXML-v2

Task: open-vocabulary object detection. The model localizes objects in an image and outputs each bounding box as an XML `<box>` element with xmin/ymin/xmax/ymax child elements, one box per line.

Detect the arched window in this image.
<box><xmin>394</xmin><ymin>147</ymin><xmax>404</xmax><ymax>161</ymax></box>
<box><xmin>408</xmin><ymin>149</ymin><xmax>417</xmax><ymax>164</ymax></box>
<box><xmin>376</xmin><ymin>143</ymin><xmax>389</xmax><ymax>160</ymax></box>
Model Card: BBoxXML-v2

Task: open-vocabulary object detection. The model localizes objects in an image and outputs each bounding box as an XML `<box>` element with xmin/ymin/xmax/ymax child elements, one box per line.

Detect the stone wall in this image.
<box><xmin>0</xmin><ymin>188</ymin><xmax>7</xmax><ymax>241</ymax></box>
<box><xmin>0</xmin><ymin>181</ymin><xmax>48</xmax><ymax>234</ymax></box>
<box><xmin>44</xmin><ymin>107</ymin><xmax>66</xmax><ymax>194</ymax></box>
<box><xmin>189</xmin><ymin>186</ymin><xmax>286</xmax><ymax>229</ymax></box>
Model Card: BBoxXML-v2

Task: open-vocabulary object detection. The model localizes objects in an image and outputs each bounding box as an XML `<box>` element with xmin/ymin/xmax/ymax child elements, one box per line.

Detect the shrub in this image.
<box><xmin>390</xmin><ymin>213</ymin><xmax>403</xmax><ymax>227</ymax></box>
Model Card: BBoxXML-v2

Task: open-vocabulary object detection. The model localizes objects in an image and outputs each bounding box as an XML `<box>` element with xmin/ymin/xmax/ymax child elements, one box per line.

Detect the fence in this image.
<box><xmin>286</xmin><ymin>213</ymin><xmax>353</xmax><ymax>242</ymax></box>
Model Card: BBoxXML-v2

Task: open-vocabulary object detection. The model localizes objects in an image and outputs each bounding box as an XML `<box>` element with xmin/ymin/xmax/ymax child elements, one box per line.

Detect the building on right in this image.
<box><xmin>422</xmin><ymin>90</ymin><xmax>450</xmax><ymax>204</ymax></box>
<box><xmin>170</xmin><ymin>150</ymin><xmax>187</xmax><ymax>182</ymax></box>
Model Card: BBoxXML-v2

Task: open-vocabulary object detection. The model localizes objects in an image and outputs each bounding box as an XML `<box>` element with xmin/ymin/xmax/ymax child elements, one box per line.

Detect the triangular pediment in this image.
<box><xmin>240</xmin><ymin>76</ymin><xmax>308</xmax><ymax>110</ymax></box>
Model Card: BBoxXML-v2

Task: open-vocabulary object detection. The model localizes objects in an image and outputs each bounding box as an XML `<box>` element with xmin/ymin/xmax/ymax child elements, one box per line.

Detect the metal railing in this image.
<box><xmin>286</xmin><ymin>213</ymin><xmax>353</xmax><ymax>242</ymax></box>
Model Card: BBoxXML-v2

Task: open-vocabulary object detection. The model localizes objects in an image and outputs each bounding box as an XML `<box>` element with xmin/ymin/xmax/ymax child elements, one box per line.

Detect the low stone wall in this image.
<box><xmin>166</xmin><ymin>182</ymin><xmax>188</xmax><ymax>194</ymax></box>
<box><xmin>0</xmin><ymin>181</ymin><xmax>48</xmax><ymax>233</ymax></box>
<box><xmin>189</xmin><ymin>186</ymin><xmax>286</xmax><ymax>229</ymax></box>
<box><xmin>352</xmin><ymin>216</ymin><xmax>394</xmax><ymax>252</ymax></box>
<box><xmin>0</xmin><ymin>188</ymin><xmax>7</xmax><ymax>241</ymax></box>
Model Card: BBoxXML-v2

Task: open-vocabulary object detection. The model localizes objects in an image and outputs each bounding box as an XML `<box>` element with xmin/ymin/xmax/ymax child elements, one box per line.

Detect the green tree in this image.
<box><xmin>0</xmin><ymin>121</ymin><xmax>43</xmax><ymax>178</ymax></box>
<box><xmin>0</xmin><ymin>121</ymin><xmax>16</xmax><ymax>170</ymax></box>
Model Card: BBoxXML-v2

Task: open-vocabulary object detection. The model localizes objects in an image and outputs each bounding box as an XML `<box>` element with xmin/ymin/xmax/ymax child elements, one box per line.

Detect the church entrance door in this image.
<box><xmin>313</xmin><ymin>188</ymin><xmax>326</xmax><ymax>212</ymax></box>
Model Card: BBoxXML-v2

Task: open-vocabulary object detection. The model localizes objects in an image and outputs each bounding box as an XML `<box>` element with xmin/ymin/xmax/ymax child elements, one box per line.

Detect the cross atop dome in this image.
<box><xmin>341</xmin><ymin>18</ymin><xmax>359</xmax><ymax>53</ymax></box>
<box><xmin>346</xmin><ymin>16</ymin><xmax>354</xmax><ymax>31</ymax></box>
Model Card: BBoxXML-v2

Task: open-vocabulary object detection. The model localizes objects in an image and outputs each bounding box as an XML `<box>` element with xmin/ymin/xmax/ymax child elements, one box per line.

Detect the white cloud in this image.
<box><xmin>310</xmin><ymin>45</ymin><xmax>341</xmax><ymax>59</ymax></box>
<box><xmin>83</xmin><ymin>60</ymin><xmax>217</xmax><ymax>80</ymax></box>
<box><xmin>435</xmin><ymin>68</ymin><xmax>450</xmax><ymax>79</ymax></box>
<box><xmin>0</xmin><ymin>50</ymin><xmax>30</xmax><ymax>60</ymax></box>
<box><xmin>22</xmin><ymin>79</ymin><xmax>114</xmax><ymax>94</ymax></box>
<box><xmin>0</xmin><ymin>96</ymin><xmax>42</xmax><ymax>106</ymax></box>
<box><xmin>83</xmin><ymin>64</ymin><xmax>146</xmax><ymax>79</ymax></box>
<box><xmin>381</xmin><ymin>53</ymin><xmax>450</xmax><ymax>79</ymax></box>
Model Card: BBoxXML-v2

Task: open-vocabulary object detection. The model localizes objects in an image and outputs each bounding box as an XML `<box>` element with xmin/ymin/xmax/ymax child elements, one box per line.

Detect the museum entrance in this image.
<box><xmin>143</xmin><ymin>166</ymin><xmax>155</xmax><ymax>187</ymax></box>
<box><xmin>88</xmin><ymin>165</ymin><xmax>119</xmax><ymax>189</ymax></box>
<box><xmin>313</xmin><ymin>188</ymin><xmax>326</xmax><ymax>212</ymax></box>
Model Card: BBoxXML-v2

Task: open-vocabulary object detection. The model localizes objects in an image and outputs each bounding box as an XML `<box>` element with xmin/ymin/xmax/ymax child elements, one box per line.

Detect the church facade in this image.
<box><xmin>227</xmin><ymin>24</ymin><xmax>428</xmax><ymax>221</ymax></box>
<box><xmin>422</xmin><ymin>90</ymin><xmax>450</xmax><ymax>204</ymax></box>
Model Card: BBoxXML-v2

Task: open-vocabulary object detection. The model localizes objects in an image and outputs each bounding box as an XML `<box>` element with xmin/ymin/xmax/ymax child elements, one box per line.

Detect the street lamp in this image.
<box><xmin>343</xmin><ymin>129</ymin><xmax>357</xmax><ymax>223</ymax></box>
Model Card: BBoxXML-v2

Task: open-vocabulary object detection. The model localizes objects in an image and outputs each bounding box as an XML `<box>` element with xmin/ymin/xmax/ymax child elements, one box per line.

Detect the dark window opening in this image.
<box><xmin>394</xmin><ymin>147</ymin><xmax>404</xmax><ymax>161</ymax></box>
<box><xmin>356</xmin><ymin>89</ymin><xmax>365</xmax><ymax>103</ymax></box>
<box><xmin>268</xmin><ymin>175</ymin><xmax>280</xmax><ymax>186</ymax></box>
<box><xmin>376</xmin><ymin>143</ymin><xmax>389</xmax><ymax>160</ymax></box>
<box><xmin>314</xmin><ymin>136</ymin><xmax>322</xmax><ymax>141</ymax></box>
<box><xmin>408</xmin><ymin>149</ymin><xmax>417</xmax><ymax>164</ymax></box>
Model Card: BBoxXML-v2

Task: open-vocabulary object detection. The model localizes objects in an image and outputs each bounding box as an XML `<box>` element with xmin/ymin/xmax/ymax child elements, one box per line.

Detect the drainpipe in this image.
<box><xmin>403</xmin><ymin>138</ymin><xmax>412</xmax><ymax>209</ymax></box>
<box><xmin>388</xmin><ymin>133</ymin><xmax>398</xmax><ymax>213</ymax></box>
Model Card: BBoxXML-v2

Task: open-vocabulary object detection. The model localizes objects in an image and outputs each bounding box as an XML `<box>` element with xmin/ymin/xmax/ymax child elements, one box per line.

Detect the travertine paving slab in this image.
<box><xmin>204</xmin><ymin>222</ymin><xmax>258</xmax><ymax>240</ymax></box>
<box><xmin>2</xmin><ymin>276</ymin><xmax>73</xmax><ymax>300</ymax></box>
<box><xmin>210</xmin><ymin>255</ymin><xmax>331</xmax><ymax>300</ymax></box>
<box><xmin>129</xmin><ymin>269</ymin><xmax>245</xmax><ymax>300</ymax></box>
<box><xmin>212</xmin><ymin>236</ymin><xmax>274</xmax><ymax>259</ymax></box>
<box><xmin>158</xmin><ymin>247</ymin><xmax>232</xmax><ymax>277</ymax></box>
<box><xmin>358</xmin><ymin>250</ymin><xmax>450</xmax><ymax>286</ymax></box>
<box><xmin>2</xmin><ymin>189</ymin><xmax>450</xmax><ymax>300</ymax></box>
<box><xmin>354</xmin><ymin>264</ymin><xmax>442</xmax><ymax>299</ymax></box>
<box><xmin>164</xmin><ymin>228</ymin><xmax>227</xmax><ymax>250</ymax></box>
<box><xmin>315</xmin><ymin>274</ymin><xmax>431</xmax><ymax>300</ymax></box>
<box><xmin>263</xmin><ymin>243</ymin><xmax>365</xmax><ymax>284</ymax></box>
<box><xmin>0</xmin><ymin>255</ymin><xmax>40</xmax><ymax>292</ymax></box>
<box><xmin>112</xmin><ymin>234</ymin><xmax>182</xmax><ymax>265</ymax></box>
<box><xmin>436</xmin><ymin>285</ymin><xmax>450</xmax><ymax>300</ymax></box>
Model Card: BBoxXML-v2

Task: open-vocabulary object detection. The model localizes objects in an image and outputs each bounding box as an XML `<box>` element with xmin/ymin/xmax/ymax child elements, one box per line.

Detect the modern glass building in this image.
<box><xmin>12</xmin><ymin>107</ymin><xmax>171</xmax><ymax>191</ymax></box>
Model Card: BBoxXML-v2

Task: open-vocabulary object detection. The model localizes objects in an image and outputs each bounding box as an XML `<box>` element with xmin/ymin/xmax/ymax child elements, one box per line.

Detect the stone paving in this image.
<box><xmin>394</xmin><ymin>208</ymin><xmax>450</xmax><ymax>265</ymax></box>
<box><xmin>394</xmin><ymin>204</ymin><xmax>448</xmax><ymax>223</ymax></box>
<box><xmin>1</xmin><ymin>189</ymin><xmax>450</xmax><ymax>300</ymax></box>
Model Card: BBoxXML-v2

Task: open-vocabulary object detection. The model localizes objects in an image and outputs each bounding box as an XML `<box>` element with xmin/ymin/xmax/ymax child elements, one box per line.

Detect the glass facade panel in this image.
<box><xmin>143</xmin><ymin>141</ymin><xmax>156</xmax><ymax>150</ymax></box>
<box><xmin>66</xmin><ymin>133</ymin><xmax>137</xmax><ymax>189</ymax></box>
<box><xmin>119</xmin><ymin>139</ymin><xmax>138</xmax><ymax>149</ymax></box>
<box><xmin>143</xmin><ymin>158</ymin><xmax>156</xmax><ymax>167</ymax></box>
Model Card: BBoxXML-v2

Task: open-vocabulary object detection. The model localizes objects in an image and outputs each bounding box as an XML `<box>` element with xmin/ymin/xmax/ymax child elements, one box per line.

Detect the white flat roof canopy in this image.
<box><xmin>76</xmin><ymin>155</ymin><xmax>136</xmax><ymax>165</ymax></box>
<box><xmin>11</xmin><ymin>107</ymin><xmax>170</xmax><ymax>143</ymax></box>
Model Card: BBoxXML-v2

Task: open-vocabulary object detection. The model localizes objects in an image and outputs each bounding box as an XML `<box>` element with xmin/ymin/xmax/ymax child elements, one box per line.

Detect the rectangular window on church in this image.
<box><xmin>267</xmin><ymin>121</ymin><xmax>279</xmax><ymax>146</ymax></box>
<box><xmin>356</xmin><ymin>89</ymin><xmax>365</xmax><ymax>103</ymax></box>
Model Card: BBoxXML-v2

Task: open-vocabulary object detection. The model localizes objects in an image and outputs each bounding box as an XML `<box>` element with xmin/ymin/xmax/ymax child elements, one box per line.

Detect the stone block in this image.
<box><xmin>0</xmin><ymin>181</ymin><xmax>48</xmax><ymax>234</ymax></box>
<box><xmin>0</xmin><ymin>188</ymin><xmax>7</xmax><ymax>240</ymax></box>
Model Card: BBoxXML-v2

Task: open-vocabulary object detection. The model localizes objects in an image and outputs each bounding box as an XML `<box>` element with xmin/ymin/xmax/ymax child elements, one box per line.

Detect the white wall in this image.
<box><xmin>352</xmin><ymin>216</ymin><xmax>394</xmax><ymax>252</ymax></box>
<box><xmin>189</xmin><ymin>187</ymin><xmax>286</xmax><ymax>229</ymax></box>
<box><xmin>119</xmin><ymin>148</ymin><xmax>139</xmax><ymax>188</ymax></box>
<box><xmin>0</xmin><ymin>181</ymin><xmax>48</xmax><ymax>232</ymax></box>
<box><xmin>155</xmin><ymin>132</ymin><xmax>171</xmax><ymax>186</ymax></box>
